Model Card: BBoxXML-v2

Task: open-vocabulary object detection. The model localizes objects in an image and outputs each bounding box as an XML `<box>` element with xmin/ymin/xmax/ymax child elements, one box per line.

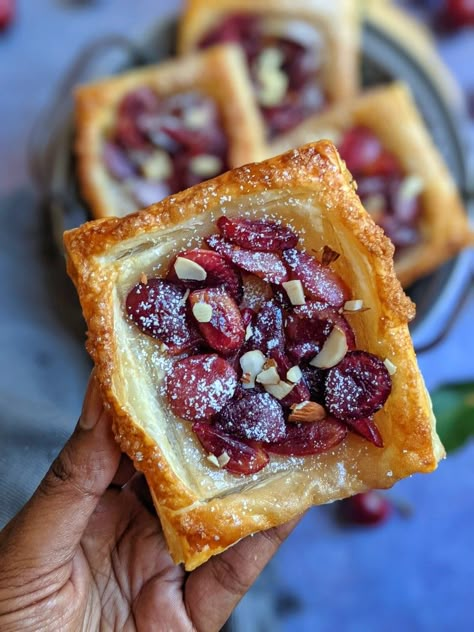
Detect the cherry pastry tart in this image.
<box><xmin>178</xmin><ymin>0</ymin><xmax>359</xmax><ymax>138</ymax></box>
<box><xmin>75</xmin><ymin>44</ymin><xmax>266</xmax><ymax>218</ymax></box>
<box><xmin>64</xmin><ymin>141</ymin><xmax>444</xmax><ymax>570</ymax></box>
<box><xmin>269</xmin><ymin>82</ymin><xmax>470</xmax><ymax>287</ymax></box>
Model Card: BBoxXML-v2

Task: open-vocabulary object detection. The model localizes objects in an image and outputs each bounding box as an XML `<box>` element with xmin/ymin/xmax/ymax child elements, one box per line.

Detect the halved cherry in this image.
<box><xmin>345</xmin><ymin>417</ymin><xmax>384</xmax><ymax>448</ymax></box>
<box><xmin>165</xmin><ymin>354</ymin><xmax>237</xmax><ymax>421</ymax></box>
<box><xmin>189</xmin><ymin>288</ymin><xmax>245</xmax><ymax>355</ymax></box>
<box><xmin>167</xmin><ymin>248</ymin><xmax>242</xmax><ymax>301</ymax></box>
<box><xmin>287</xmin><ymin>341</ymin><xmax>321</xmax><ymax>364</ymax></box>
<box><xmin>282</xmin><ymin>249</ymin><xmax>350</xmax><ymax>308</ymax></box>
<box><xmin>286</xmin><ymin>302</ymin><xmax>356</xmax><ymax>350</ymax></box>
<box><xmin>215</xmin><ymin>391</ymin><xmax>286</xmax><ymax>443</ymax></box>
<box><xmin>339</xmin><ymin>491</ymin><xmax>392</xmax><ymax>526</ymax></box>
<box><xmin>126</xmin><ymin>278</ymin><xmax>200</xmax><ymax>354</ymax></box>
<box><xmin>266</xmin><ymin>417</ymin><xmax>348</xmax><ymax>456</ymax></box>
<box><xmin>208</xmin><ymin>235</ymin><xmax>289</xmax><ymax>284</ymax></box>
<box><xmin>217</xmin><ymin>216</ymin><xmax>298</xmax><ymax>252</ymax></box>
<box><xmin>325</xmin><ymin>351</ymin><xmax>392</xmax><ymax>420</ymax></box>
<box><xmin>103</xmin><ymin>142</ymin><xmax>137</xmax><ymax>180</ymax></box>
<box><xmin>302</xmin><ymin>366</ymin><xmax>327</xmax><ymax>404</ymax></box>
<box><xmin>193</xmin><ymin>422</ymin><xmax>269</xmax><ymax>475</ymax></box>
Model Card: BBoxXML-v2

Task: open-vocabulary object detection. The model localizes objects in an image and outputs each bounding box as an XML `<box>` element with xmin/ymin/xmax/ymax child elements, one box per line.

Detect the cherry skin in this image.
<box><xmin>340</xmin><ymin>491</ymin><xmax>392</xmax><ymax>526</ymax></box>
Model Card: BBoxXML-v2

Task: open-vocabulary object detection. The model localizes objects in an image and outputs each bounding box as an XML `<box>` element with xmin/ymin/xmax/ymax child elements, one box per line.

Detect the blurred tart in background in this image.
<box><xmin>178</xmin><ymin>0</ymin><xmax>360</xmax><ymax>139</ymax></box>
<box><xmin>74</xmin><ymin>44</ymin><xmax>266</xmax><ymax>218</ymax></box>
<box><xmin>269</xmin><ymin>82</ymin><xmax>470</xmax><ymax>287</ymax></box>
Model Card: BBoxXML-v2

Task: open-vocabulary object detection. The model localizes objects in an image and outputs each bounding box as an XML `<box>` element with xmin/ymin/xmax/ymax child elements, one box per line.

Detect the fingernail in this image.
<box><xmin>79</xmin><ymin>372</ymin><xmax>103</xmax><ymax>430</ymax></box>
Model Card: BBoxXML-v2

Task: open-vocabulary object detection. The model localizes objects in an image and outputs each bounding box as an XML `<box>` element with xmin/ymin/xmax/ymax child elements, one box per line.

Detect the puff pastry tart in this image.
<box><xmin>74</xmin><ymin>44</ymin><xmax>266</xmax><ymax>219</ymax></box>
<box><xmin>269</xmin><ymin>82</ymin><xmax>470</xmax><ymax>287</ymax></box>
<box><xmin>178</xmin><ymin>0</ymin><xmax>359</xmax><ymax>138</ymax></box>
<box><xmin>64</xmin><ymin>141</ymin><xmax>444</xmax><ymax>570</ymax></box>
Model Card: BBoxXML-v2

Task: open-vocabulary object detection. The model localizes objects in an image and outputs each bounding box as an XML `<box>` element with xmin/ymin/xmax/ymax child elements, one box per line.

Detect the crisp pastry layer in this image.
<box><xmin>64</xmin><ymin>141</ymin><xmax>444</xmax><ymax>570</ymax></box>
<box><xmin>178</xmin><ymin>0</ymin><xmax>360</xmax><ymax>135</ymax></box>
<box><xmin>75</xmin><ymin>44</ymin><xmax>266</xmax><ymax>219</ymax></box>
<box><xmin>269</xmin><ymin>82</ymin><xmax>470</xmax><ymax>287</ymax></box>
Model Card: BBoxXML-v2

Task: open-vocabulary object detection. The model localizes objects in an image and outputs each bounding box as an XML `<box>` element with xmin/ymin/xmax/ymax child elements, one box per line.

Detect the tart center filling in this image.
<box><xmin>198</xmin><ymin>13</ymin><xmax>326</xmax><ymax>137</ymax></box>
<box><xmin>338</xmin><ymin>126</ymin><xmax>423</xmax><ymax>252</ymax></box>
<box><xmin>104</xmin><ymin>89</ymin><xmax>229</xmax><ymax>206</ymax></box>
<box><xmin>125</xmin><ymin>216</ymin><xmax>393</xmax><ymax>476</ymax></box>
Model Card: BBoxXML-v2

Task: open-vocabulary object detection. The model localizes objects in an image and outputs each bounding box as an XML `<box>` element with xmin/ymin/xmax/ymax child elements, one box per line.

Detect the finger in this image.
<box><xmin>0</xmin><ymin>373</ymin><xmax>121</xmax><ymax>570</ymax></box>
<box><xmin>109</xmin><ymin>454</ymin><xmax>137</xmax><ymax>489</ymax></box>
<box><xmin>185</xmin><ymin>516</ymin><xmax>301</xmax><ymax>632</ymax></box>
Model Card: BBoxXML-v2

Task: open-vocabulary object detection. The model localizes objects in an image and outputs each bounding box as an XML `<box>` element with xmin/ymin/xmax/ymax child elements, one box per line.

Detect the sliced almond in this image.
<box><xmin>183</xmin><ymin>105</ymin><xmax>211</xmax><ymax>129</ymax></box>
<box><xmin>245</xmin><ymin>324</ymin><xmax>253</xmax><ymax>341</ymax></box>
<box><xmin>142</xmin><ymin>150</ymin><xmax>172</xmax><ymax>181</ymax></box>
<box><xmin>399</xmin><ymin>174</ymin><xmax>424</xmax><ymax>201</ymax></box>
<box><xmin>217</xmin><ymin>451</ymin><xmax>231</xmax><ymax>467</ymax></box>
<box><xmin>207</xmin><ymin>454</ymin><xmax>220</xmax><ymax>467</ymax></box>
<box><xmin>189</xmin><ymin>154</ymin><xmax>222</xmax><ymax>178</ymax></box>
<box><xmin>289</xmin><ymin>401</ymin><xmax>327</xmax><ymax>423</ymax></box>
<box><xmin>240</xmin><ymin>350</ymin><xmax>266</xmax><ymax>389</ymax></box>
<box><xmin>263</xmin><ymin>380</ymin><xmax>294</xmax><ymax>400</ymax></box>
<box><xmin>140</xmin><ymin>272</ymin><xmax>148</xmax><ymax>285</ymax></box>
<box><xmin>286</xmin><ymin>365</ymin><xmax>303</xmax><ymax>383</ymax></box>
<box><xmin>343</xmin><ymin>299</ymin><xmax>364</xmax><ymax>312</ymax></box>
<box><xmin>309</xmin><ymin>326</ymin><xmax>348</xmax><ymax>369</ymax></box>
<box><xmin>181</xmin><ymin>288</ymin><xmax>190</xmax><ymax>305</ymax></box>
<box><xmin>192</xmin><ymin>302</ymin><xmax>213</xmax><ymax>323</ymax></box>
<box><xmin>174</xmin><ymin>256</ymin><xmax>207</xmax><ymax>281</ymax></box>
<box><xmin>256</xmin><ymin>70</ymin><xmax>288</xmax><ymax>107</ymax></box>
<box><xmin>241</xmin><ymin>372</ymin><xmax>252</xmax><ymax>384</ymax></box>
<box><xmin>384</xmin><ymin>358</ymin><xmax>397</xmax><ymax>376</ymax></box>
<box><xmin>282</xmin><ymin>279</ymin><xmax>306</xmax><ymax>306</ymax></box>
<box><xmin>256</xmin><ymin>366</ymin><xmax>280</xmax><ymax>386</ymax></box>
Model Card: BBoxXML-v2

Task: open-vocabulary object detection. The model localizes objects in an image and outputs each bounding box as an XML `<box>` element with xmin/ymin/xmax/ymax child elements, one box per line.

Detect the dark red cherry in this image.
<box><xmin>266</xmin><ymin>417</ymin><xmax>348</xmax><ymax>456</ymax></box>
<box><xmin>325</xmin><ymin>351</ymin><xmax>392</xmax><ymax>420</ymax></box>
<box><xmin>165</xmin><ymin>354</ymin><xmax>237</xmax><ymax>421</ymax></box>
<box><xmin>345</xmin><ymin>417</ymin><xmax>384</xmax><ymax>448</ymax></box>
<box><xmin>125</xmin><ymin>278</ymin><xmax>200</xmax><ymax>354</ymax></box>
<box><xmin>193</xmin><ymin>422</ymin><xmax>269</xmax><ymax>475</ymax></box>
<box><xmin>340</xmin><ymin>491</ymin><xmax>392</xmax><ymax>526</ymax></box>
<box><xmin>215</xmin><ymin>392</ymin><xmax>286</xmax><ymax>443</ymax></box>
<box><xmin>217</xmin><ymin>216</ymin><xmax>298</xmax><ymax>251</ymax></box>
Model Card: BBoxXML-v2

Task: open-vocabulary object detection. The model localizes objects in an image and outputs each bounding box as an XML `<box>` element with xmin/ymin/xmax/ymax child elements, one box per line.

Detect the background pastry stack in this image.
<box><xmin>74</xmin><ymin>0</ymin><xmax>471</xmax><ymax>291</ymax></box>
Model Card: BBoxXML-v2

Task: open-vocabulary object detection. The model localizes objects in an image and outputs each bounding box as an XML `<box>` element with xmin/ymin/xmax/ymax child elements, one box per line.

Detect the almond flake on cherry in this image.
<box><xmin>282</xmin><ymin>248</ymin><xmax>350</xmax><ymax>308</ymax></box>
<box><xmin>189</xmin><ymin>287</ymin><xmax>245</xmax><ymax>355</ymax></box>
<box><xmin>167</xmin><ymin>248</ymin><xmax>242</xmax><ymax>301</ymax></box>
<box><xmin>193</xmin><ymin>422</ymin><xmax>269</xmax><ymax>475</ymax></box>
<box><xmin>207</xmin><ymin>235</ymin><xmax>289</xmax><ymax>284</ymax></box>
<box><xmin>165</xmin><ymin>354</ymin><xmax>237</xmax><ymax>421</ymax></box>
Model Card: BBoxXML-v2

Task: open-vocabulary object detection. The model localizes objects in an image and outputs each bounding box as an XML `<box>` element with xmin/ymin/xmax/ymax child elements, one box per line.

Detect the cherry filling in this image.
<box><xmin>103</xmin><ymin>89</ymin><xmax>229</xmax><ymax>207</ymax></box>
<box><xmin>126</xmin><ymin>215</ymin><xmax>393</xmax><ymax>476</ymax></box>
<box><xmin>197</xmin><ymin>13</ymin><xmax>326</xmax><ymax>138</ymax></box>
<box><xmin>338</xmin><ymin>126</ymin><xmax>423</xmax><ymax>252</ymax></box>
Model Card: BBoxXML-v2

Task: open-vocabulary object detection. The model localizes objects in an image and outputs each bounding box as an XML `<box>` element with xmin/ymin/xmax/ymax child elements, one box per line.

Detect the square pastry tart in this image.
<box><xmin>75</xmin><ymin>44</ymin><xmax>266</xmax><ymax>219</ymax></box>
<box><xmin>268</xmin><ymin>82</ymin><xmax>470</xmax><ymax>287</ymax></box>
<box><xmin>178</xmin><ymin>0</ymin><xmax>360</xmax><ymax>139</ymax></box>
<box><xmin>64</xmin><ymin>141</ymin><xmax>444</xmax><ymax>570</ymax></box>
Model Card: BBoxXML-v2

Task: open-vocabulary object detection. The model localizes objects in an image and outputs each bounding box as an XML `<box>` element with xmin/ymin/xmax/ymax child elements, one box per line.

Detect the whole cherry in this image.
<box><xmin>440</xmin><ymin>0</ymin><xmax>474</xmax><ymax>28</ymax></box>
<box><xmin>0</xmin><ymin>0</ymin><xmax>15</xmax><ymax>31</ymax></box>
<box><xmin>339</xmin><ymin>491</ymin><xmax>392</xmax><ymax>526</ymax></box>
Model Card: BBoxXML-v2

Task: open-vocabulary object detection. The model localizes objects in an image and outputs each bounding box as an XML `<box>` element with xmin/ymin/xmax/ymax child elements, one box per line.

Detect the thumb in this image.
<box><xmin>0</xmin><ymin>373</ymin><xmax>121</xmax><ymax>570</ymax></box>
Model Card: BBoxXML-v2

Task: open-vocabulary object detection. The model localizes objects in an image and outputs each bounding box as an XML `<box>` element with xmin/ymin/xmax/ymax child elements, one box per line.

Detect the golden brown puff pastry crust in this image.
<box><xmin>268</xmin><ymin>82</ymin><xmax>470</xmax><ymax>287</ymax></box>
<box><xmin>75</xmin><ymin>44</ymin><xmax>267</xmax><ymax>219</ymax></box>
<box><xmin>64</xmin><ymin>141</ymin><xmax>444</xmax><ymax>570</ymax></box>
<box><xmin>178</xmin><ymin>0</ymin><xmax>360</xmax><ymax>105</ymax></box>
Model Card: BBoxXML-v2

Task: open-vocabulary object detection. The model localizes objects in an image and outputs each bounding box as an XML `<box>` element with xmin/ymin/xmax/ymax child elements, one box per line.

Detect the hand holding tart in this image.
<box><xmin>64</xmin><ymin>141</ymin><xmax>444</xmax><ymax>570</ymax></box>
